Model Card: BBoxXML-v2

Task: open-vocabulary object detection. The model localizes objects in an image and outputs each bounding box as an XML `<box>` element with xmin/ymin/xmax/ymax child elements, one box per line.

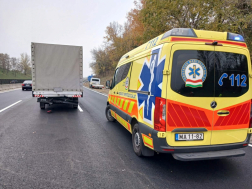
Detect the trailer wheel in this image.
<box><xmin>105</xmin><ymin>105</ymin><xmax>115</xmax><ymax>122</ymax></box>
<box><xmin>132</xmin><ymin>123</ymin><xmax>144</xmax><ymax>157</ymax></box>
<box><xmin>40</xmin><ymin>102</ymin><xmax>45</xmax><ymax>109</ymax></box>
<box><xmin>73</xmin><ymin>98</ymin><xmax>78</xmax><ymax>109</ymax></box>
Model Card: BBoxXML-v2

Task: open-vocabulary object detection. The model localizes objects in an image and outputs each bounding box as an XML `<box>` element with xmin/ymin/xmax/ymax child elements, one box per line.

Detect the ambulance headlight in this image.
<box><xmin>161</xmin><ymin>28</ymin><xmax>197</xmax><ymax>40</ymax></box>
<box><xmin>227</xmin><ymin>32</ymin><xmax>245</xmax><ymax>42</ymax></box>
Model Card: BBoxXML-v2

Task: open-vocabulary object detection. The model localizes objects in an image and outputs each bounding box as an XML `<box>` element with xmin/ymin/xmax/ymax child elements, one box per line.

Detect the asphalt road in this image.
<box><xmin>0</xmin><ymin>87</ymin><xmax>252</xmax><ymax>189</ymax></box>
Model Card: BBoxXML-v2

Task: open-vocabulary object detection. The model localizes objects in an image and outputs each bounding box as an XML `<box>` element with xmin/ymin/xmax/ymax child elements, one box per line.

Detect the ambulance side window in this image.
<box><xmin>111</xmin><ymin>69</ymin><xmax>119</xmax><ymax>89</ymax></box>
<box><xmin>115</xmin><ymin>63</ymin><xmax>131</xmax><ymax>86</ymax></box>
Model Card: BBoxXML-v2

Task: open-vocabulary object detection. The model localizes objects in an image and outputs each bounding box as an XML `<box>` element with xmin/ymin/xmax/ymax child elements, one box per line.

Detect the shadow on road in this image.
<box><xmin>39</xmin><ymin>104</ymin><xmax>78</xmax><ymax>112</ymax></box>
<box><xmin>105</xmin><ymin>119</ymin><xmax>243</xmax><ymax>187</ymax></box>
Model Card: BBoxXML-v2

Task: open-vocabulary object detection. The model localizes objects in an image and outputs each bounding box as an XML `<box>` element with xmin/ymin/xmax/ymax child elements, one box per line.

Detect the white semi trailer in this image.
<box><xmin>31</xmin><ymin>43</ymin><xmax>83</xmax><ymax>109</ymax></box>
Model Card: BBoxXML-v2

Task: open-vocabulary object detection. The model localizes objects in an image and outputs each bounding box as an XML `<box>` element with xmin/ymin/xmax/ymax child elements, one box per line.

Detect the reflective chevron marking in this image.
<box><xmin>128</xmin><ymin>101</ymin><xmax>135</xmax><ymax>113</ymax></box>
<box><xmin>119</xmin><ymin>99</ymin><xmax>124</xmax><ymax>108</ymax></box>
<box><xmin>123</xmin><ymin>100</ymin><xmax>129</xmax><ymax>111</ymax></box>
<box><xmin>108</xmin><ymin>95</ymin><xmax>138</xmax><ymax>119</ymax></box>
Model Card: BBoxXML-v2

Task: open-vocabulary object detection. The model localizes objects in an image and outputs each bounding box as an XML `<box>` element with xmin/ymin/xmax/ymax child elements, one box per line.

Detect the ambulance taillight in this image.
<box><xmin>154</xmin><ymin>97</ymin><xmax>166</xmax><ymax>132</ymax></box>
<box><xmin>250</xmin><ymin>100</ymin><xmax>252</xmax><ymax>128</ymax></box>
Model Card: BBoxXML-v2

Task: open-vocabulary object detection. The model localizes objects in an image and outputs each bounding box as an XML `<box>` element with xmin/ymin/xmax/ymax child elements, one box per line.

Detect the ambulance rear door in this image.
<box><xmin>211</xmin><ymin>46</ymin><xmax>251</xmax><ymax>145</ymax></box>
<box><xmin>167</xmin><ymin>44</ymin><xmax>215</xmax><ymax>146</ymax></box>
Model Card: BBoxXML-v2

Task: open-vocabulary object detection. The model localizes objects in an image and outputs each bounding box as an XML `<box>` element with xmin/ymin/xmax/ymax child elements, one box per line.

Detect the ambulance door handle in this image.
<box><xmin>217</xmin><ymin>110</ymin><xmax>230</xmax><ymax>116</ymax></box>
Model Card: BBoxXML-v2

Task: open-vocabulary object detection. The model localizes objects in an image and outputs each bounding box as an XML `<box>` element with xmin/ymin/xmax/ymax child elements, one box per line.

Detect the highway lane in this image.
<box><xmin>0</xmin><ymin>87</ymin><xmax>251</xmax><ymax>188</ymax></box>
<box><xmin>0</xmin><ymin>89</ymin><xmax>31</xmax><ymax>111</ymax></box>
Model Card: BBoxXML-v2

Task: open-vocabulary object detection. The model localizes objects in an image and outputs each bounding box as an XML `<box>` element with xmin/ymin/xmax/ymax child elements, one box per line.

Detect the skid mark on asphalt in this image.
<box><xmin>0</xmin><ymin>100</ymin><xmax>22</xmax><ymax>113</ymax></box>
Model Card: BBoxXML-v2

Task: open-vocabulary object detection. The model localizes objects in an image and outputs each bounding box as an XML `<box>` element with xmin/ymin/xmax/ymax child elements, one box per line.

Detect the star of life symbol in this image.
<box><xmin>181</xmin><ymin>59</ymin><xmax>207</xmax><ymax>88</ymax></box>
<box><xmin>137</xmin><ymin>45</ymin><xmax>166</xmax><ymax>125</ymax></box>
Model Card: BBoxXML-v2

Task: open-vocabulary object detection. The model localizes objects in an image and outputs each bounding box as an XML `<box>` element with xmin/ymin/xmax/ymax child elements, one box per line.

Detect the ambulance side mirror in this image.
<box><xmin>106</xmin><ymin>80</ymin><xmax>110</xmax><ymax>89</ymax></box>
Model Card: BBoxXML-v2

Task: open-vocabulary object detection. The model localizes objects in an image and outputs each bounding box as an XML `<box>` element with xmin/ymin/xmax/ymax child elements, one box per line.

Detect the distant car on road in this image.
<box><xmin>22</xmin><ymin>80</ymin><xmax>32</xmax><ymax>91</ymax></box>
<box><xmin>10</xmin><ymin>80</ymin><xmax>18</xmax><ymax>84</ymax></box>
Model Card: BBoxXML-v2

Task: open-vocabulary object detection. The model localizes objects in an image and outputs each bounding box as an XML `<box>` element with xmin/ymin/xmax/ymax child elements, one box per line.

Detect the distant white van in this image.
<box><xmin>90</xmin><ymin>78</ymin><xmax>104</xmax><ymax>89</ymax></box>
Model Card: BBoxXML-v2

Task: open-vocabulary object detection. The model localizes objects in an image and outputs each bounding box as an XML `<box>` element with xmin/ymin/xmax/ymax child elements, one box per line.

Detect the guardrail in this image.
<box><xmin>0</xmin><ymin>84</ymin><xmax>21</xmax><ymax>91</ymax></box>
<box><xmin>0</xmin><ymin>79</ymin><xmax>30</xmax><ymax>84</ymax></box>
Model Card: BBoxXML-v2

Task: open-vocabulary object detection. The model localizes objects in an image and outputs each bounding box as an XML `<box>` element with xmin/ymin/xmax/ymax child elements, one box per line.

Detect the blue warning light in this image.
<box><xmin>227</xmin><ymin>32</ymin><xmax>245</xmax><ymax>42</ymax></box>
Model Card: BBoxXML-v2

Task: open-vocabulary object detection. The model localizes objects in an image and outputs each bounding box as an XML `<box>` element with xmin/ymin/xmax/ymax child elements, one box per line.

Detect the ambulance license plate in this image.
<box><xmin>175</xmin><ymin>133</ymin><xmax>204</xmax><ymax>141</ymax></box>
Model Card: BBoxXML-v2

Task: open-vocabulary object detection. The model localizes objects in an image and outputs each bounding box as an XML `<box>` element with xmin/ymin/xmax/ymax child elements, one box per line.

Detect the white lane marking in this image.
<box><xmin>78</xmin><ymin>105</ymin><xmax>83</xmax><ymax>112</ymax></box>
<box><xmin>83</xmin><ymin>86</ymin><xmax>108</xmax><ymax>97</ymax></box>
<box><xmin>249</xmin><ymin>144</ymin><xmax>252</xmax><ymax>147</ymax></box>
<box><xmin>0</xmin><ymin>100</ymin><xmax>22</xmax><ymax>113</ymax></box>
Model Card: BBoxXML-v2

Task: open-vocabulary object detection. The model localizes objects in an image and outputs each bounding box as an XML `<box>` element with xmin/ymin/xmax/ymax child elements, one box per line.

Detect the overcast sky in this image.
<box><xmin>0</xmin><ymin>0</ymin><xmax>135</xmax><ymax>77</ymax></box>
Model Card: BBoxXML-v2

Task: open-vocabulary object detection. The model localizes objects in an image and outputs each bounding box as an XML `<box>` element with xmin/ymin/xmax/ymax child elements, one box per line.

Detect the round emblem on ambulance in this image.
<box><xmin>210</xmin><ymin>101</ymin><xmax>217</xmax><ymax>108</ymax></box>
<box><xmin>181</xmin><ymin>59</ymin><xmax>207</xmax><ymax>88</ymax></box>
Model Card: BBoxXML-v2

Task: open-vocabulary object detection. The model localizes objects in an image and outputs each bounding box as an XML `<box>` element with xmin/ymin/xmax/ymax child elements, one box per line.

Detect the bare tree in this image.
<box><xmin>0</xmin><ymin>53</ymin><xmax>10</xmax><ymax>73</ymax></box>
<box><xmin>20</xmin><ymin>53</ymin><xmax>31</xmax><ymax>75</ymax></box>
<box><xmin>10</xmin><ymin>57</ymin><xmax>19</xmax><ymax>77</ymax></box>
<box><xmin>6</xmin><ymin>55</ymin><xmax>10</xmax><ymax>74</ymax></box>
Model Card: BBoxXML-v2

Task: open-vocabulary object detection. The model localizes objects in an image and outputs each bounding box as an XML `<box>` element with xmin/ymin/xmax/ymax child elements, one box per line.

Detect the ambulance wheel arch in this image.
<box><xmin>132</xmin><ymin>122</ymin><xmax>154</xmax><ymax>157</ymax></box>
<box><xmin>105</xmin><ymin>105</ymin><xmax>115</xmax><ymax>122</ymax></box>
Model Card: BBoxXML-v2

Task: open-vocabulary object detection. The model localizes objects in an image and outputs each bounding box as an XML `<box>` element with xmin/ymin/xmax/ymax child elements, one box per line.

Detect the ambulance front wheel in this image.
<box><xmin>105</xmin><ymin>105</ymin><xmax>115</xmax><ymax>122</ymax></box>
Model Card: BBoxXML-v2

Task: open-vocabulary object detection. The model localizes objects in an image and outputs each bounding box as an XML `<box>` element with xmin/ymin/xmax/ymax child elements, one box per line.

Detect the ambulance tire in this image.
<box><xmin>132</xmin><ymin>123</ymin><xmax>144</xmax><ymax>157</ymax></box>
<box><xmin>132</xmin><ymin>123</ymin><xmax>154</xmax><ymax>157</ymax></box>
<box><xmin>105</xmin><ymin>105</ymin><xmax>115</xmax><ymax>122</ymax></box>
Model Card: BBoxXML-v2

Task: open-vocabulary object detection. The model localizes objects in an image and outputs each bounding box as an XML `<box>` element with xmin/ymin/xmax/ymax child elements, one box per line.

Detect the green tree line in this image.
<box><xmin>0</xmin><ymin>53</ymin><xmax>31</xmax><ymax>78</ymax></box>
<box><xmin>90</xmin><ymin>0</ymin><xmax>252</xmax><ymax>76</ymax></box>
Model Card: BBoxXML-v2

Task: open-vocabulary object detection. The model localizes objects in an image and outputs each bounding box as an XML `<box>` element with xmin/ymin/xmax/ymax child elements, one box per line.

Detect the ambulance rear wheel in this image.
<box><xmin>132</xmin><ymin>123</ymin><xmax>143</xmax><ymax>157</ymax></box>
<box><xmin>105</xmin><ymin>105</ymin><xmax>115</xmax><ymax>122</ymax></box>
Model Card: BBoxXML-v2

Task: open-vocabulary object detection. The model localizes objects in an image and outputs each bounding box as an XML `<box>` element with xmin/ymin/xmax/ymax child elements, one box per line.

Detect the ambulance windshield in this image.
<box><xmin>171</xmin><ymin>50</ymin><xmax>248</xmax><ymax>97</ymax></box>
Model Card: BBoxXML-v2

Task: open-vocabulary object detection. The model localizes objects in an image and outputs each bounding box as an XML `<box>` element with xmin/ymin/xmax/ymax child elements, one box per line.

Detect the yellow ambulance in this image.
<box><xmin>105</xmin><ymin>28</ymin><xmax>252</xmax><ymax>161</ymax></box>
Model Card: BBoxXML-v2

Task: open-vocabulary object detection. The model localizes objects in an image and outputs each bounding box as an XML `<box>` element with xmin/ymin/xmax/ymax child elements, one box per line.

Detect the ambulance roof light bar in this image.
<box><xmin>161</xmin><ymin>28</ymin><xmax>197</xmax><ymax>40</ymax></box>
<box><xmin>227</xmin><ymin>32</ymin><xmax>245</xmax><ymax>42</ymax></box>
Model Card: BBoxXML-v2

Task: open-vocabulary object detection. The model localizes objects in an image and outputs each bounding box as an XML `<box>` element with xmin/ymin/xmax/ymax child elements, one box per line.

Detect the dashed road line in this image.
<box><xmin>0</xmin><ymin>100</ymin><xmax>22</xmax><ymax>113</ymax></box>
<box><xmin>78</xmin><ymin>105</ymin><xmax>83</xmax><ymax>112</ymax></box>
<box><xmin>83</xmin><ymin>86</ymin><xmax>108</xmax><ymax>97</ymax></box>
